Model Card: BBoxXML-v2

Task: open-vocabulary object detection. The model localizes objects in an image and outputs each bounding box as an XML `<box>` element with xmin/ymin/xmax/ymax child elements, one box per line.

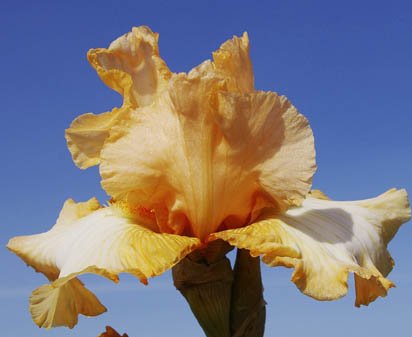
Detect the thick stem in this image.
<box><xmin>173</xmin><ymin>244</ymin><xmax>266</xmax><ymax>337</ymax></box>
<box><xmin>172</xmin><ymin>241</ymin><xmax>234</xmax><ymax>337</ymax></box>
<box><xmin>231</xmin><ymin>249</ymin><xmax>266</xmax><ymax>337</ymax></box>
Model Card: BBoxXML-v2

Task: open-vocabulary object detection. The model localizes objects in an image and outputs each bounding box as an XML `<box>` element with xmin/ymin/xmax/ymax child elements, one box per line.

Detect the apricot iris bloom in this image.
<box><xmin>7</xmin><ymin>26</ymin><xmax>410</xmax><ymax>329</ymax></box>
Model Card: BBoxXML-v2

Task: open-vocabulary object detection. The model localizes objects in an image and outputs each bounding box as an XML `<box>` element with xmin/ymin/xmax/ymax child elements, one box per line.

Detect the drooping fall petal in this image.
<box><xmin>211</xmin><ymin>189</ymin><xmax>410</xmax><ymax>306</ymax></box>
<box><xmin>30</xmin><ymin>278</ymin><xmax>106</xmax><ymax>329</ymax></box>
<box><xmin>7</xmin><ymin>198</ymin><xmax>201</xmax><ymax>328</ymax></box>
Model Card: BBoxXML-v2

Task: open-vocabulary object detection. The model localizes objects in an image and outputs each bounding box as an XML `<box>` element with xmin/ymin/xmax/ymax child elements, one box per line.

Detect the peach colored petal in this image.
<box><xmin>66</xmin><ymin>26</ymin><xmax>171</xmax><ymax>169</ymax></box>
<box><xmin>100</xmin><ymin>69</ymin><xmax>315</xmax><ymax>239</ymax></box>
<box><xmin>65</xmin><ymin>108</ymin><xmax>129</xmax><ymax>169</ymax></box>
<box><xmin>88</xmin><ymin>26</ymin><xmax>171</xmax><ymax>108</ymax></box>
<box><xmin>212</xmin><ymin>32</ymin><xmax>254</xmax><ymax>93</ymax></box>
<box><xmin>66</xmin><ymin>26</ymin><xmax>315</xmax><ymax>239</ymax></box>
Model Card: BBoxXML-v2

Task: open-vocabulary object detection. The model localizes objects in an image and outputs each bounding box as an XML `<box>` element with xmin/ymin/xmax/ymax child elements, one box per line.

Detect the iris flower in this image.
<box><xmin>7</xmin><ymin>26</ymin><xmax>410</xmax><ymax>330</ymax></box>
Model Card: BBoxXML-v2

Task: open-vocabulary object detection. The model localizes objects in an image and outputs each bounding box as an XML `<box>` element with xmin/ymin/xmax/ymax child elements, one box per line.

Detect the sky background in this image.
<box><xmin>1</xmin><ymin>0</ymin><xmax>411</xmax><ymax>336</ymax></box>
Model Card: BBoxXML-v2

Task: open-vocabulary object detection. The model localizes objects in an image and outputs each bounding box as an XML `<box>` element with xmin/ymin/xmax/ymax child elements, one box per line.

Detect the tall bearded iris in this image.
<box><xmin>7</xmin><ymin>26</ymin><xmax>410</xmax><ymax>333</ymax></box>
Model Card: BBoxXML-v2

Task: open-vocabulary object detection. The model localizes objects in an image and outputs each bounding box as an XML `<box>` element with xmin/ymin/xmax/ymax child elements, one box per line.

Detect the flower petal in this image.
<box><xmin>7</xmin><ymin>198</ymin><xmax>201</xmax><ymax>328</ymax></box>
<box><xmin>66</xmin><ymin>26</ymin><xmax>171</xmax><ymax>169</ymax></box>
<box><xmin>65</xmin><ymin>108</ymin><xmax>129</xmax><ymax>169</ymax></box>
<box><xmin>100</xmin><ymin>73</ymin><xmax>226</xmax><ymax>239</ymax></box>
<box><xmin>216</xmin><ymin>90</ymin><xmax>316</xmax><ymax>211</ymax></box>
<box><xmin>55</xmin><ymin>197</ymin><xmax>100</xmax><ymax>227</ymax></box>
<box><xmin>88</xmin><ymin>26</ymin><xmax>171</xmax><ymax>108</ymax></box>
<box><xmin>212</xmin><ymin>32</ymin><xmax>254</xmax><ymax>93</ymax></box>
<box><xmin>100</xmin><ymin>67</ymin><xmax>315</xmax><ymax>239</ymax></box>
<box><xmin>211</xmin><ymin>189</ymin><xmax>411</xmax><ymax>306</ymax></box>
<box><xmin>68</xmin><ymin>27</ymin><xmax>315</xmax><ymax>238</ymax></box>
<box><xmin>30</xmin><ymin>278</ymin><xmax>106</xmax><ymax>329</ymax></box>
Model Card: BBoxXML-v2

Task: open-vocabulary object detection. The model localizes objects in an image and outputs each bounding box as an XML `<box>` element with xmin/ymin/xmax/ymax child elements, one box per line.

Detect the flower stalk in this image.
<box><xmin>173</xmin><ymin>242</ymin><xmax>266</xmax><ymax>337</ymax></box>
<box><xmin>231</xmin><ymin>249</ymin><xmax>266</xmax><ymax>337</ymax></box>
<box><xmin>172</xmin><ymin>241</ymin><xmax>234</xmax><ymax>337</ymax></box>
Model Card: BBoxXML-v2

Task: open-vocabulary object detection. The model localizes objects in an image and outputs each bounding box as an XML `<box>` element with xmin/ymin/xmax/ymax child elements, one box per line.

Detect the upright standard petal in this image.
<box><xmin>7</xmin><ymin>198</ymin><xmax>201</xmax><ymax>328</ymax></box>
<box><xmin>67</xmin><ymin>27</ymin><xmax>315</xmax><ymax>234</ymax></box>
<box><xmin>100</xmin><ymin>69</ymin><xmax>315</xmax><ymax>239</ymax></box>
<box><xmin>212</xmin><ymin>32</ymin><xmax>254</xmax><ymax>93</ymax></box>
<box><xmin>65</xmin><ymin>108</ymin><xmax>129</xmax><ymax>169</ymax></box>
<box><xmin>211</xmin><ymin>189</ymin><xmax>410</xmax><ymax>306</ymax></box>
<box><xmin>66</xmin><ymin>26</ymin><xmax>171</xmax><ymax>169</ymax></box>
<box><xmin>88</xmin><ymin>26</ymin><xmax>171</xmax><ymax>108</ymax></box>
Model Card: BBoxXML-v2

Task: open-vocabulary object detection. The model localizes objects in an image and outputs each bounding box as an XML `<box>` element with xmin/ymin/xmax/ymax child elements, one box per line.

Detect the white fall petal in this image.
<box><xmin>7</xmin><ymin>198</ymin><xmax>200</xmax><ymax>328</ymax></box>
<box><xmin>211</xmin><ymin>189</ymin><xmax>411</xmax><ymax>306</ymax></box>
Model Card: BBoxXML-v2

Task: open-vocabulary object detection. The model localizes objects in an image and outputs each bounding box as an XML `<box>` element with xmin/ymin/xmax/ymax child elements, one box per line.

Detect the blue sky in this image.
<box><xmin>1</xmin><ymin>0</ymin><xmax>411</xmax><ymax>336</ymax></box>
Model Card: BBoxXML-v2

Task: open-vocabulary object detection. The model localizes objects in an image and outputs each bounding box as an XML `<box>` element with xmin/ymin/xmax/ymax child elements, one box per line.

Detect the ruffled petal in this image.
<box><xmin>30</xmin><ymin>278</ymin><xmax>106</xmax><ymax>329</ymax></box>
<box><xmin>65</xmin><ymin>108</ymin><xmax>129</xmax><ymax>169</ymax></box>
<box><xmin>216</xmin><ymin>90</ymin><xmax>316</xmax><ymax>211</ymax></box>
<box><xmin>212</xmin><ymin>32</ymin><xmax>254</xmax><ymax>93</ymax></box>
<box><xmin>211</xmin><ymin>189</ymin><xmax>411</xmax><ymax>306</ymax></box>
<box><xmin>100</xmin><ymin>73</ymin><xmax>225</xmax><ymax>239</ymax></box>
<box><xmin>7</xmin><ymin>198</ymin><xmax>201</xmax><ymax>328</ymax></box>
<box><xmin>66</xmin><ymin>26</ymin><xmax>171</xmax><ymax>169</ymax></box>
<box><xmin>67</xmin><ymin>27</ymin><xmax>315</xmax><ymax>238</ymax></box>
<box><xmin>100</xmin><ymin>67</ymin><xmax>315</xmax><ymax>239</ymax></box>
<box><xmin>88</xmin><ymin>26</ymin><xmax>171</xmax><ymax>108</ymax></box>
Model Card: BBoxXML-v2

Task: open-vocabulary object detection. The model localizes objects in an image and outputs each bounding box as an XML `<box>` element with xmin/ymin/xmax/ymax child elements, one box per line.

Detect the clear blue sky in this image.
<box><xmin>1</xmin><ymin>0</ymin><xmax>411</xmax><ymax>336</ymax></box>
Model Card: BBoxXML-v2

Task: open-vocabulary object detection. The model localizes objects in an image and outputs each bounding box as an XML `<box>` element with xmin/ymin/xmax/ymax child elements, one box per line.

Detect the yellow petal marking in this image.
<box><xmin>7</xmin><ymin>199</ymin><xmax>201</xmax><ymax>328</ymax></box>
<box><xmin>211</xmin><ymin>189</ymin><xmax>410</xmax><ymax>306</ymax></box>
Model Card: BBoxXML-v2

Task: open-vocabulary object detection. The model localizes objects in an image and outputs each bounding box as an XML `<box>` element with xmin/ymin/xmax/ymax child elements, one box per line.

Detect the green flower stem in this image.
<box><xmin>231</xmin><ymin>249</ymin><xmax>266</xmax><ymax>337</ymax></box>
